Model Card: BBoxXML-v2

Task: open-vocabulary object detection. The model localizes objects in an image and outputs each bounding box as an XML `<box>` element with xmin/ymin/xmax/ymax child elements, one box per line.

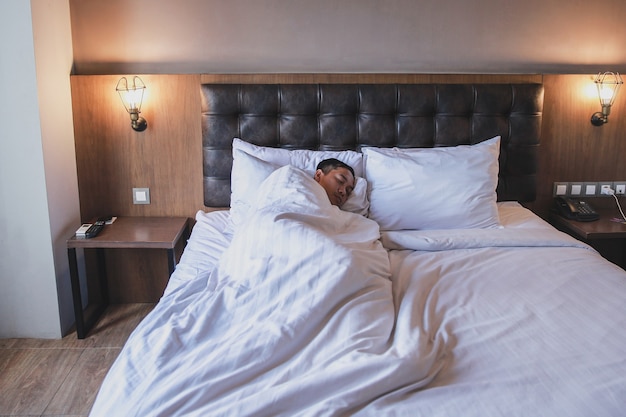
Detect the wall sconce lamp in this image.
<box><xmin>116</xmin><ymin>76</ymin><xmax>148</xmax><ymax>132</ymax></box>
<box><xmin>591</xmin><ymin>72</ymin><xmax>623</xmax><ymax>126</ymax></box>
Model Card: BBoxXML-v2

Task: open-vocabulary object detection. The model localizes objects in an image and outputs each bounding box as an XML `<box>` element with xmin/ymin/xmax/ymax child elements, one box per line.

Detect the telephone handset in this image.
<box><xmin>554</xmin><ymin>197</ymin><xmax>599</xmax><ymax>222</ymax></box>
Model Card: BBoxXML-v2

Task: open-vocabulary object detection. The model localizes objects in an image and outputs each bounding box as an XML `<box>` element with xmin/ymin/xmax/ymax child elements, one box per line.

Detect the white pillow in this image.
<box><xmin>230</xmin><ymin>142</ymin><xmax>369</xmax><ymax>226</ymax></box>
<box><xmin>340</xmin><ymin>176</ymin><xmax>369</xmax><ymax>216</ymax></box>
<box><xmin>363</xmin><ymin>136</ymin><xmax>501</xmax><ymax>231</ymax></box>
<box><xmin>233</xmin><ymin>138</ymin><xmax>364</xmax><ymax>177</ymax></box>
<box><xmin>230</xmin><ymin>149</ymin><xmax>279</xmax><ymax>226</ymax></box>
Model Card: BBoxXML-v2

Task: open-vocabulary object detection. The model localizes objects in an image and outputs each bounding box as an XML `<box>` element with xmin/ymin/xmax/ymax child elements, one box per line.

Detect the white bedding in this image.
<box><xmin>90</xmin><ymin>189</ymin><xmax>626</xmax><ymax>417</ymax></box>
<box><xmin>367</xmin><ymin>203</ymin><xmax>626</xmax><ymax>416</ymax></box>
<box><xmin>91</xmin><ymin>166</ymin><xmax>438</xmax><ymax>416</ymax></box>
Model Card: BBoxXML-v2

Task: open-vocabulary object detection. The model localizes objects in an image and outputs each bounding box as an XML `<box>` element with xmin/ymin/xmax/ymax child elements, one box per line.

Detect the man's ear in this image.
<box><xmin>313</xmin><ymin>169</ymin><xmax>323</xmax><ymax>183</ymax></box>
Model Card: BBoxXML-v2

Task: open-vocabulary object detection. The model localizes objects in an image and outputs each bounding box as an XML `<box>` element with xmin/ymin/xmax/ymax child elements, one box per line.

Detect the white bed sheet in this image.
<box><xmin>90</xmin><ymin>201</ymin><xmax>626</xmax><ymax>416</ymax></box>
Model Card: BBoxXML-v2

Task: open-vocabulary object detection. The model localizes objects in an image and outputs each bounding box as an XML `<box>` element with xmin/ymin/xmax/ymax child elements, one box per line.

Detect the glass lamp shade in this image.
<box><xmin>595</xmin><ymin>72</ymin><xmax>622</xmax><ymax>107</ymax></box>
<box><xmin>591</xmin><ymin>72</ymin><xmax>623</xmax><ymax>126</ymax></box>
<box><xmin>115</xmin><ymin>76</ymin><xmax>147</xmax><ymax>131</ymax></box>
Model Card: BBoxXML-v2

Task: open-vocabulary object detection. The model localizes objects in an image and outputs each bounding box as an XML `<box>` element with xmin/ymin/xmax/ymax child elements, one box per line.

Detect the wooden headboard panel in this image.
<box><xmin>201</xmin><ymin>83</ymin><xmax>544</xmax><ymax>207</ymax></box>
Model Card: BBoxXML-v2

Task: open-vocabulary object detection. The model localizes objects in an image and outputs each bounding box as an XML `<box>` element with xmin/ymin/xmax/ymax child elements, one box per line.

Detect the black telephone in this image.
<box><xmin>554</xmin><ymin>197</ymin><xmax>599</xmax><ymax>222</ymax></box>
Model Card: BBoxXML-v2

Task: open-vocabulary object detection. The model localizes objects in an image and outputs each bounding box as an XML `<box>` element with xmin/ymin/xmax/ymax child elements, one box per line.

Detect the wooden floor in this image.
<box><xmin>0</xmin><ymin>303</ymin><xmax>154</xmax><ymax>417</ymax></box>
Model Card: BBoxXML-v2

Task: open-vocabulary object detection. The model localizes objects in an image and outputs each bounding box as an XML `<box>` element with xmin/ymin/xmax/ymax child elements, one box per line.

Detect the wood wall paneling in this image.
<box><xmin>70</xmin><ymin>74</ymin><xmax>204</xmax><ymax>221</ymax></box>
<box><xmin>199</xmin><ymin>73</ymin><xmax>543</xmax><ymax>84</ymax></box>
<box><xmin>536</xmin><ymin>74</ymin><xmax>626</xmax><ymax>215</ymax></box>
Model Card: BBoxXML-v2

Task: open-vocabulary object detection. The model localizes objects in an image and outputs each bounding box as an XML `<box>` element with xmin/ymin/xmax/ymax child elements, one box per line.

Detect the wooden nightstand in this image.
<box><xmin>550</xmin><ymin>208</ymin><xmax>626</xmax><ymax>269</ymax></box>
<box><xmin>67</xmin><ymin>216</ymin><xmax>189</xmax><ymax>338</ymax></box>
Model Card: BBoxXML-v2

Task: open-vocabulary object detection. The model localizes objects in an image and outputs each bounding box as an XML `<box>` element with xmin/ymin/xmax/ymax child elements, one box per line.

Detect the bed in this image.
<box><xmin>89</xmin><ymin>83</ymin><xmax>626</xmax><ymax>416</ymax></box>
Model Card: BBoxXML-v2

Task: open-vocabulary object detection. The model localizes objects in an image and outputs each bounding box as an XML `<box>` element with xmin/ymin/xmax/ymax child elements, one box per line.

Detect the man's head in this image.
<box><xmin>314</xmin><ymin>158</ymin><xmax>355</xmax><ymax>207</ymax></box>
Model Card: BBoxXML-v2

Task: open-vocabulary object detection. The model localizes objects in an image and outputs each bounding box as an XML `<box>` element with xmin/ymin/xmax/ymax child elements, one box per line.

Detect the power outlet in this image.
<box><xmin>615</xmin><ymin>183</ymin><xmax>626</xmax><ymax>195</ymax></box>
<box><xmin>600</xmin><ymin>184</ymin><xmax>614</xmax><ymax>196</ymax></box>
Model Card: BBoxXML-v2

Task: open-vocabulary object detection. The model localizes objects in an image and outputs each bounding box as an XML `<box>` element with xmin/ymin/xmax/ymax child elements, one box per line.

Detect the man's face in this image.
<box><xmin>314</xmin><ymin>167</ymin><xmax>355</xmax><ymax>207</ymax></box>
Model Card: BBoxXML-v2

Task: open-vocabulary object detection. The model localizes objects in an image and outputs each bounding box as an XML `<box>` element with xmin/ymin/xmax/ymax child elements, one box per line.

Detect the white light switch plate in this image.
<box><xmin>570</xmin><ymin>183</ymin><xmax>583</xmax><ymax>196</ymax></box>
<box><xmin>553</xmin><ymin>182</ymin><xmax>568</xmax><ymax>196</ymax></box>
<box><xmin>133</xmin><ymin>187</ymin><xmax>150</xmax><ymax>204</ymax></box>
<box><xmin>583</xmin><ymin>182</ymin><xmax>597</xmax><ymax>196</ymax></box>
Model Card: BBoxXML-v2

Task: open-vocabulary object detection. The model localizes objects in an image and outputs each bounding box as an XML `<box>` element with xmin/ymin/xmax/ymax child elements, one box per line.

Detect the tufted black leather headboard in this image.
<box><xmin>201</xmin><ymin>83</ymin><xmax>543</xmax><ymax>207</ymax></box>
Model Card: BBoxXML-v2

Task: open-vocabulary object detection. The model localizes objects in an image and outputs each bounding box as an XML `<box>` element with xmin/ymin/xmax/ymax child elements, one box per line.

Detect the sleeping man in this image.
<box><xmin>313</xmin><ymin>158</ymin><xmax>356</xmax><ymax>208</ymax></box>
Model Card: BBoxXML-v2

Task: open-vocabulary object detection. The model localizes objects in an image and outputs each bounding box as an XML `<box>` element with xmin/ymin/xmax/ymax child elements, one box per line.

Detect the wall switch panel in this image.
<box><xmin>553</xmin><ymin>182</ymin><xmax>568</xmax><ymax>196</ymax></box>
<box><xmin>133</xmin><ymin>187</ymin><xmax>150</xmax><ymax>204</ymax></box>
<box><xmin>570</xmin><ymin>183</ymin><xmax>583</xmax><ymax>196</ymax></box>
<box><xmin>583</xmin><ymin>182</ymin><xmax>597</xmax><ymax>196</ymax></box>
<box><xmin>553</xmin><ymin>181</ymin><xmax>626</xmax><ymax>197</ymax></box>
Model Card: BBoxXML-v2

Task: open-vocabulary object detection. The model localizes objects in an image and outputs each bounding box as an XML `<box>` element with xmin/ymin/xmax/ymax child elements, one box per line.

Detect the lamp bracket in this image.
<box><xmin>591</xmin><ymin>112</ymin><xmax>607</xmax><ymax>126</ymax></box>
<box><xmin>131</xmin><ymin>117</ymin><xmax>148</xmax><ymax>132</ymax></box>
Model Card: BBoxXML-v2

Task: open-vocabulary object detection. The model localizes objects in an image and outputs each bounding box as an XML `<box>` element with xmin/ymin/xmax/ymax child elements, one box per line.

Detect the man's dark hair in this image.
<box><xmin>316</xmin><ymin>158</ymin><xmax>355</xmax><ymax>178</ymax></box>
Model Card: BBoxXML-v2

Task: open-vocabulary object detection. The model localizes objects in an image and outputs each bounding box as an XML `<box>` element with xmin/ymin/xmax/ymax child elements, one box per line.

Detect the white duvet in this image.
<box><xmin>364</xmin><ymin>204</ymin><xmax>626</xmax><ymax>416</ymax></box>
<box><xmin>90</xmin><ymin>172</ymin><xmax>626</xmax><ymax>416</ymax></box>
<box><xmin>90</xmin><ymin>166</ymin><xmax>439</xmax><ymax>416</ymax></box>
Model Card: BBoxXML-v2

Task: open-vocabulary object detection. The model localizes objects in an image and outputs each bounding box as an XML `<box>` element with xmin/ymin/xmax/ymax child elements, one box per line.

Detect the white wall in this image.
<box><xmin>69</xmin><ymin>0</ymin><xmax>626</xmax><ymax>75</ymax></box>
<box><xmin>0</xmin><ymin>0</ymin><xmax>78</xmax><ymax>338</ymax></box>
<box><xmin>31</xmin><ymin>0</ymin><xmax>81</xmax><ymax>336</ymax></box>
